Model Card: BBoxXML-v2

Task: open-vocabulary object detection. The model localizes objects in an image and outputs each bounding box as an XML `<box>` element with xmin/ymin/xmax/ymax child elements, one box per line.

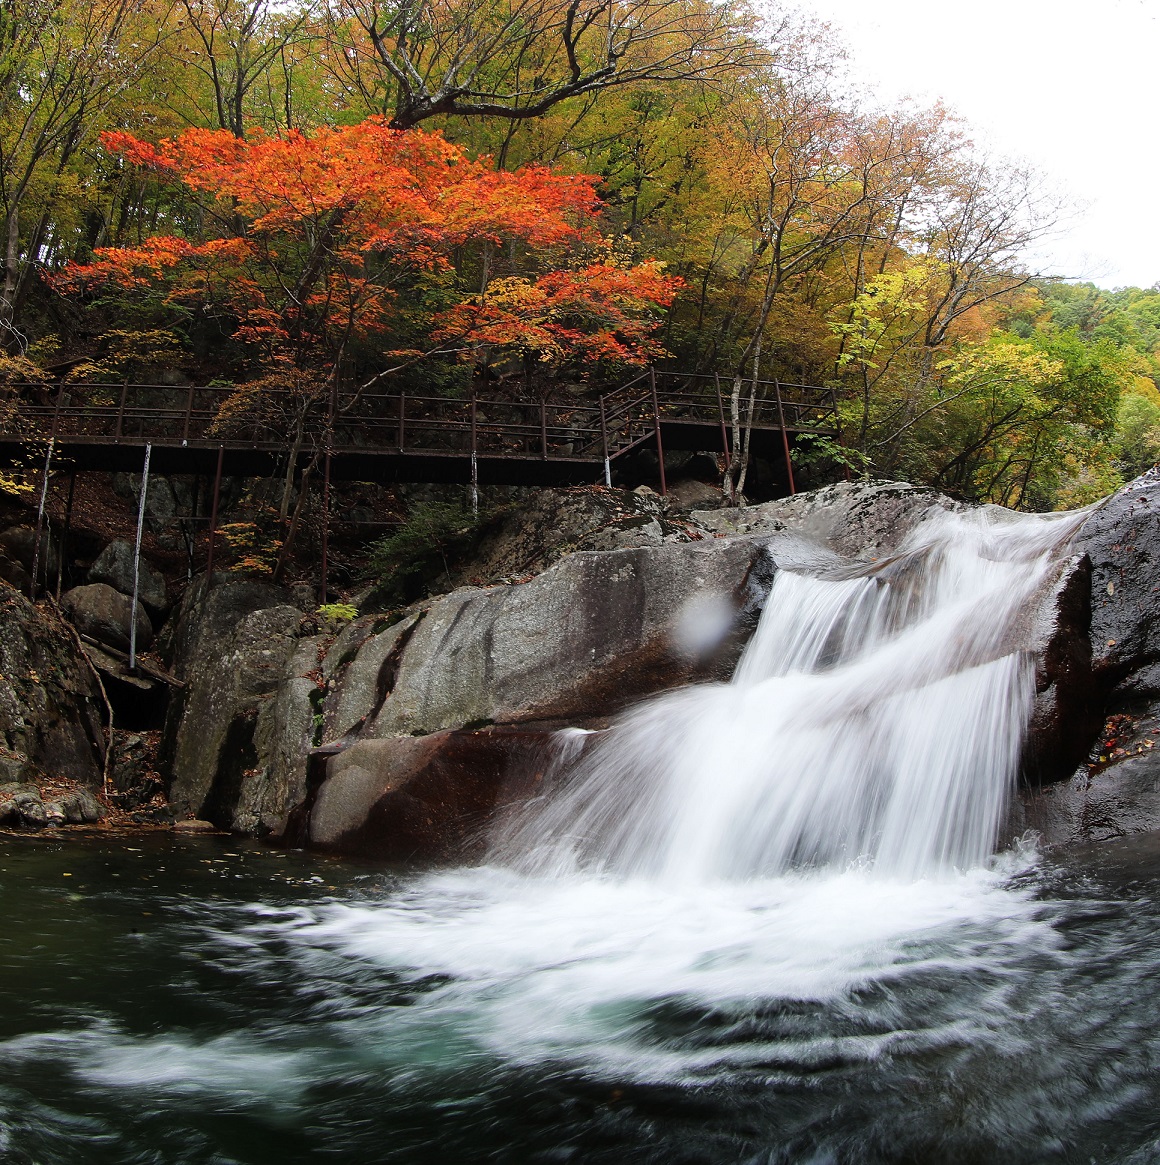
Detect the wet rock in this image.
<box><xmin>61</xmin><ymin>583</ymin><xmax>153</xmax><ymax>654</ymax></box>
<box><xmin>173</xmin><ymin>818</ymin><xmax>218</xmax><ymax>833</ymax></box>
<box><xmin>1021</xmin><ymin>554</ymin><xmax>1101</xmax><ymax>784</ymax></box>
<box><xmin>359</xmin><ymin>537</ymin><xmax>768</xmax><ymax>738</ymax></box>
<box><xmin>300</xmin><ymin>727</ymin><xmax>553</xmax><ymax>861</ymax></box>
<box><xmin>88</xmin><ymin>541</ymin><xmax>169</xmax><ymax>614</ymax></box>
<box><xmin>43</xmin><ymin>788</ymin><xmax>103</xmax><ymax>825</ymax></box>
<box><xmin>693</xmin><ymin>479</ymin><xmax>961</xmax><ymax>559</ymax></box>
<box><xmin>0</xmin><ymin>586</ymin><xmax>105</xmax><ymax>785</ymax></box>
<box><xmin>0</xmin><ymin>783</ymin><xmax>46</xmax><ymax>828</ymax></box>
<box><xmin>163</xmin><ymin>578</ymin><xmax>324</xmax><ymax>834</ymax></box>
<box><xmin>1073</xmin><ymin>467</ymin><xmax>1160</xmax><ymax>684</ymax></box>
<box><xmin>1016</xmin><ymin>469</ymin><xmax>1160</xmax><ymax>846</ymax></box>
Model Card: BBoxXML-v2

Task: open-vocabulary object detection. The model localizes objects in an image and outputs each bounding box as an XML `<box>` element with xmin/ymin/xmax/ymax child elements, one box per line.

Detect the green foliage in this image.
<box><xmin>1113</xmin><ymin>390</ymin><xmax>1160</xmax><ymax>479</ymax></box>
<box><xmin>317</xmin><ymin>601</ymin><xmax>358</xmax><ymax>624</ymax></box>
<box><xmin>368</xmin><ymin>500</ymin><xmax>481</xmax><ymax>604</ymax></box>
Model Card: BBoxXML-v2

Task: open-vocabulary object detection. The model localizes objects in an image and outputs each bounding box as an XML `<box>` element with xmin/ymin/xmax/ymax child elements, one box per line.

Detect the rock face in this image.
<box><xmin>0</xmin><ymin>585</ymin><xmax>106</xmax><ymax>787</ymax></box>
<box><xmin>289</xmin><ymin>481</ymin><xmax>975</xmax><ymax>859</ymax></box>
<box><xmin>362</xmin><ymin>538</ymin><xmax>767</xmax><ymax>739</ymax></box>
<box><xmin>157</xmin><ymin>474</ymin><xmax>1160</xmax><ymax>859</ymax></box>
<box><xmin>61</xmin><ymin>583</ymin><xmax>154</xmax><ymax>653</ymax></box>
<box><xmin>1017</xmin><ymin>469</ymin><xmax>1160</xmax><ymax>846</ymax></box>
<box><xmin>292</xmin><ymin>728</ymin><xmax>552</xmax><ymax>860</ymax></box>
<box><xmin>692</xmin><ymin>479</ymin><xmax>961</xmax><ymax>558</ymax></box>
<box><xmin>162</xmin><ymin>578</ymin><xmax>323</xmax><ymax>834</ymax></box>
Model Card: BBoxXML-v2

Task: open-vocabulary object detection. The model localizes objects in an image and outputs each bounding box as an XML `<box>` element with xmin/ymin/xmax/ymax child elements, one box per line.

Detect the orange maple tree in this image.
<box><xmin>60</xmin><ymin>119</ymin><xmax>680</xmax><ymax>388</ymax></box>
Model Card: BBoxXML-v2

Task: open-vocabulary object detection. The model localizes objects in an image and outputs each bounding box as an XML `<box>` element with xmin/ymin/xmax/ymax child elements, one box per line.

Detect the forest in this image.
<box><xmin>3</xmin><ymin>0</ymin><xmax>1159</xmax><ymax>511</ymax></box>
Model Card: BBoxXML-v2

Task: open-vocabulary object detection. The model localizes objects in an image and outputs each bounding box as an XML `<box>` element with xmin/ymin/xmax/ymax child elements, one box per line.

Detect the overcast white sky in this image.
<box><xmin>801</xmin><ymin>0</ymin><xmax>1159</xmax><ymax>289</ymax></box>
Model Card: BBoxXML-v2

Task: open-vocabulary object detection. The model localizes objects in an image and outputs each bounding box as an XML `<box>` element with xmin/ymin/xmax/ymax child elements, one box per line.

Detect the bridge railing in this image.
<box><xmin>3</xmin><ymin>373</ymin><xmax>839</xmax><ymax>461</ymax></box>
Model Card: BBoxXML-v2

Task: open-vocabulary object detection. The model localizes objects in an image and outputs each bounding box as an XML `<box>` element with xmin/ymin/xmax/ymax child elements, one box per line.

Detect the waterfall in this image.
<box><xmin>494</xmin><ymin>505</ymin><xmax>1088</xmax><ymax>882</ymax></box>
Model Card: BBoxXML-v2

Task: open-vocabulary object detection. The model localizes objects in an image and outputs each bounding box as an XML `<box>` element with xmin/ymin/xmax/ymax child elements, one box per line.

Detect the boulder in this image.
<box><xmin>0</xmin><ymin>783</ymin><xmax>46</xmax><ymax>828</ymax></box>
<box><xmin>163</xmin><ymin>578</ymin><xmax>324</xmax><ymax>834</ymax></box>
<box><xmin>358</xmin><ymin>537</ymin><xmax>769</xmax><ymax>738</ymax></box>
<box><xmin>0</xmin><ymin>585</ymin><xmax>105</xmax><ymax>785</ymax></box>
<box><xmin>88</xmin><ymin>541</ymin><xmax>169</xmax><ymax>614</ymax></box>
<box><xmin>693</xmin><ymin>479</ymin><xmax>961</xmax><ymax>558</ymax></box>
<box><xmin>0</xmin><ymin>526</ymin><xmax>58</xmax><ymax>583</ymax></box>
<box><xmin>61</xmin><ymin>583</ymin><xmax>153</xmax><ymax>653</ymax></box>
<box><xmin>1016</xmin><ymin>469</ymin><xmax>1160</xmax><ymax>845</ymax></box>
<box><xmin>297</xmin><ymin>728</ymin><xmax>554</xmax><ymax>861</ymax></box>
<box><xmin>665</xmin><ymin>478</ymin><xmax>723</xmax><ymax>512</ymax></box>
<box><xmin>44</xmin><ymin>788</ymin><xmax>103</xmax><ymax>825</ymax></box>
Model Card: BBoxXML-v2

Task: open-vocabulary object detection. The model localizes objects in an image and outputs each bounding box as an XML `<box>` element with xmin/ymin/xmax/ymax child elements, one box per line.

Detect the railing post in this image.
<box><xmin>470</xmin><ymin>393</ymin><xmax>479</xmax><ymax>516</ymax></box>
<box><xmin>540</xmin><ymin>401</ymin><xmax>548</xmax><ymax>460</ymax></box>
<box><xmin>50</xmin><ymin>380</ymin><xmax>65</xmax><ymax>439</ymax></box>
<box><xmin>650</xmin><ymin>367</ymin><xmax>666</xmax><ymax>495</ymax></box>
<box><xmin>182</xmin><ymin>383</ymin><xmax>196</xmax><ymax>445</ymax></box>
<box><xmin>398</xmin><ymin>392</ymin><xmax>405</xmax><ymax>451</ymax></box>
<box><xmin>205</xmin><ymin>446</ymin><xmax>224</xmax><ymax>588</ymax></box>
<box><xmin>129</xmin><ymin>442</ymin><xmax>152</xmax><ymax>672</ymax></box>
<box><xmin>319</xmin><ymin>448</ymin><xmax>331</xmax><ymax>605</ymax></box>
<box><xmin>114</xmin><ymin>382</ymin><xmax>128</xmax><ymax>439</ymax></box>
<box><xmin>714</xmin><ymin>372</ymin><xmax>731</xmax><ymax>471</ymax></box>
<box><xmin>28</xmin><ymin>438</ymin><xmax>54</xmax><ymax>600</ymax></box>
<box><xmin>599</xmin><ymin>396</ymin><xmax>611</xmax><ymax>487</ymax></box>
<box><xmin>773</xmin><ymin>378</ymin><xmax>796</xmax><ymax>496</ymax></box>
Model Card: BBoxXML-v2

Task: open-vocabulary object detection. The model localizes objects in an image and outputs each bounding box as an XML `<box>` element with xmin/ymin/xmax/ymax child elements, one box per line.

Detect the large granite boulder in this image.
<box><xmin>163</xmin><ymin>578</ymin><xmax>325</xmax><ymax>833</ymax></box>
<box><xmin>692</xmin><ymin>480</ymin><xmax>962</xmax><ymax>558</ymax></box>
<box><xmin>88</xmin><ymin>541</ymin><xmax>169</xmax><ymax>615</ymax></box>
<box><xmin>61</xmin><ymin>583</ymin><xmax>153</xmax><ymax>653</ymax></box>
<box><xmin>0</xmin><ymin>585</ymin><xmax>105</xmax><ymax>786</ymax></box>
<box><xmin>1018</xmin><ymin>469</ymin><xmax>1160</xmax><ymax>845</ymax></box>
<box><xmin>290</xmin><ymin>728</ymin><xmax>552</xmax><ymax>861</ymax></box>
<box><xmin>297</xmin><ymin>482</ymin><xmax>974</xmax><ymax>858</ymax></box>
<box><xmin>359</xmin><ymin>537</ymin><xmax>769</xmax><ymax>739</ymax></box>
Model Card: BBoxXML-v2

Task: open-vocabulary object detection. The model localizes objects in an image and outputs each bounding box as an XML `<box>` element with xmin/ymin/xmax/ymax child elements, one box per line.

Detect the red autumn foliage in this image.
<box><xmin>60</xmin><ymin>118</ymin><xmax>678</xmax><ymax>377</ymax></box>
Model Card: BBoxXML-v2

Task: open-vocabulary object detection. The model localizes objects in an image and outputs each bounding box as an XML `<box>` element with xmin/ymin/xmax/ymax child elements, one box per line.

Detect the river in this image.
<box><xmin>3</xmin><ymin>832</ymin><xmax>1160</xmax><ymax>1162</ymax></box>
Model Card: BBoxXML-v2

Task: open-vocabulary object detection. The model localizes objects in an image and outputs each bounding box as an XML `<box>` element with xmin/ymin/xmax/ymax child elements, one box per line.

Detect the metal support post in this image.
<box><xmin>650</xmin><ymin>368</ymin><xmax>666</xmax><ymax>495</ymax></box>
<box><xmin>205</xmin><ymin>446</ymin><xmax>224</xmax><ymax>586</ymax></box>
<box><xmin>29</xmin><ymin>438</ymin><xmax>54</xmax><ymax>600</ymax></box>
<box><xmin>470</xmin><ymin>394</ymin><xmax>479</xmax><ymax>515</ymax></box>
<box><xmin>599</xmin><ymin>397</ymin><xmax>611</xmax><ymax>487</ymax></box>
<box><xmin>182</xmin><ymin>383</ymin><xmax>196</xmax><ymax>444</ymax></box>
<box><xmin>55</xmin><ymin>472</ymin><xmax>75</xmax><ymax>601</ymax></box>
<box><xmin>319</xmin><ymin>449</ymin><xmax>332</xmax><ymax>605</ymax></box>
<box><xmin>540</xmin><ymin>402</ymin><xmax>548</xmax><ymax>460</ymax></box>
<box><xmin>115</xmin><ymin>382</ymin><xmax>128</xmax><ymax>439</ymax></box>
<box><xmin>129</xmin><ymin>443</ymin><xmax>152</xmax><ymax>671</ymax></box>
<box><xmin>773</xmin><ymin>379</ymin><xmax>796</xmax><ymax>496</ymax></box>
<box><xmin>714</xmin><ymin>372</ymin><xmax>731</xmax><ymax>471</ymax></box>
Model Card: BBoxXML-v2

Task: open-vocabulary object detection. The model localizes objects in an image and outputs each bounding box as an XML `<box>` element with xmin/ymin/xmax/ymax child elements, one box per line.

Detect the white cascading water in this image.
<box><xmin>495</xmin><ymin>504</ymin><xmax>1089</xmax><ymax>882</ymax></box>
